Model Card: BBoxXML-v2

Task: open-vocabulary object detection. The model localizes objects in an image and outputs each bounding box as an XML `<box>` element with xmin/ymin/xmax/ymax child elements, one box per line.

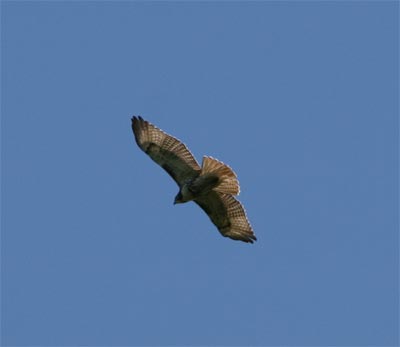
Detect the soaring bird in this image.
<box><xmin>131</xmin><ymin>116</ymin><xmax>256</xmax><ymax>243</ymax></box>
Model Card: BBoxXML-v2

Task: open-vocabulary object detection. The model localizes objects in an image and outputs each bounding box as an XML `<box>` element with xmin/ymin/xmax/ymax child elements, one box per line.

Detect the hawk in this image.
<box><xmin>131</xmin><ymin>116</ymin><xmax>256</xmax><ymax>243</ymax></box>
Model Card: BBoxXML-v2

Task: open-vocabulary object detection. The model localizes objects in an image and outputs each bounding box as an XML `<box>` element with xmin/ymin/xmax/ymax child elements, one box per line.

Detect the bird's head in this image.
<box><xmin>174</xmin><ymin>192</ymin><xmax>183</xmax><ymax>205</ymax></box>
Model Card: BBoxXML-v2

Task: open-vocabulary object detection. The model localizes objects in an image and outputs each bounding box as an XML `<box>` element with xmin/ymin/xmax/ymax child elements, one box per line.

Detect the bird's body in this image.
<box><xmin>131</xmin><ymin>116</ymin><xmax>256</xmax><ymax>243</ymax></box>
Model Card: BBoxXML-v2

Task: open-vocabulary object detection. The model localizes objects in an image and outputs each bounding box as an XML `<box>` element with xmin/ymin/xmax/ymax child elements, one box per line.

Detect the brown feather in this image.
<box><xmin>200</xmin><ymin>156</ymin><xmax>240</xmax><ymax>195</ymax></box>
<box><xmin>194</xmin><ymin>192</ymin><xmax>256</xmax><ymax>243</ymax></box>
<box><xmin>131</xmin><ymin>116</ymin><xmax>201</xmax><ymax>186</ymax></box>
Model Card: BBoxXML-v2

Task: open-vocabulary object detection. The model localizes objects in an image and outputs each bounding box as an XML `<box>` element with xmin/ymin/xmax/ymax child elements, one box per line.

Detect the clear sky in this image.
<box><xmin>2</xmin><ymin>1</ymin><xmax>398</xmax><ymax>346</ymax></box>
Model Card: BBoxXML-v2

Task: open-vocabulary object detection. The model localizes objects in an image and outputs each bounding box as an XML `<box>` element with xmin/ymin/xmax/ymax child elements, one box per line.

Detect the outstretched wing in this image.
<box><xmin>132</xmin><ymin>116</ymin><xmax>201</xmax><ymax>186</ymax></box>
<box><xmin>194</xmin><ymin>192</ymin><xmax>256</xmax><ymax>243</ymax></box>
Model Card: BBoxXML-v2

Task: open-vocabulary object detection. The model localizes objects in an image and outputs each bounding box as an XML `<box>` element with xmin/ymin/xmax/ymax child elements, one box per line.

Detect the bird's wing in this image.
<box><xmin>132</xmin><ymin>116</ymin><xmax>201</xmax><ymax>186</ymax></box>
<box><xmin>194</xmin><ymin>192</ymin><xmax>256</xmax><ymax>243</ymax></box>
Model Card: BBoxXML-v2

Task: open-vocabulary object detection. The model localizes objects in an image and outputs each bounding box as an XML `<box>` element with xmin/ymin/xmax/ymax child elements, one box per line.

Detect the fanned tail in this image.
<box><xmin>200</xmin><ymin>156</ymin><xmax>240</xmax><ymax>195</ymax></box>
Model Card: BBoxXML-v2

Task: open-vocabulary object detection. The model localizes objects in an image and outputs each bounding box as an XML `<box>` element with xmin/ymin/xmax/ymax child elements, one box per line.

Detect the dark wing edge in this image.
<box><xmin>194</xmin><ymin>192</ymin><xmax>257</xmax><ymax>243</ymax></box>
<box><xmin>131</xmin><ymin>116</ymin><xmax>201</xmax><ymax>186</ymax></box>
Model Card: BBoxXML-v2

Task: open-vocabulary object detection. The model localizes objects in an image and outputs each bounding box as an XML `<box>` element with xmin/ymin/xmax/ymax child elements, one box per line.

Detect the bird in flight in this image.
<box><xmin>131</xmin><ymin>116</ymin><xmax>256</xmax><ymax>243</ymax></box>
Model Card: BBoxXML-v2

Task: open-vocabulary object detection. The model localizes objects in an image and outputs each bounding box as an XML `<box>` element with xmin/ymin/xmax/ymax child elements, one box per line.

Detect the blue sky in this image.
<box><xmin>2</xmin><ymin>2</ymin><xmax>398</xmax><ymax>346</ymax></box>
